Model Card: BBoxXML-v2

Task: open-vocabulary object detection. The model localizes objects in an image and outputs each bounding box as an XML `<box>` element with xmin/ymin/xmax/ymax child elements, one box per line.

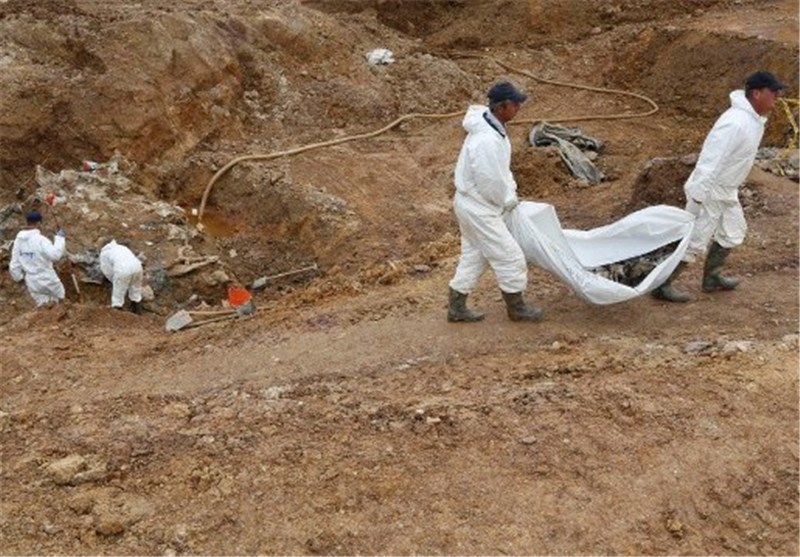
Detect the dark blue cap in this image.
<box><xmin>488</xmin><ymin>81</ymin><xmax>528</xmax><ymax>104</ymax></box>
<box><xmin>26</xmin><ymin>210</ymin><xmax>42</xmax><ymax>223</ymax></box>
<box><xmin>745</xmin><ymin>71</ymin><xmax>786</xmax><ymax>92</ymax></box>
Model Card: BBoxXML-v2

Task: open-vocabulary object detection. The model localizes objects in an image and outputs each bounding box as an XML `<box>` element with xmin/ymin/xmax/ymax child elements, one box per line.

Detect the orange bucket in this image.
<box><xmin>227</xmin><ymin>286</ymin><xmax>251</xmax><ymax>308</ymax></box>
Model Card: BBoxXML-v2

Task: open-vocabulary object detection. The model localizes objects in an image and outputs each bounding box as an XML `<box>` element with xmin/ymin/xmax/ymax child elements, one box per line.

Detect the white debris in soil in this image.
<box><xmin>366</xmin><ymin>48</ymin><xmax>395</xmax><ymax>65</ymax></box>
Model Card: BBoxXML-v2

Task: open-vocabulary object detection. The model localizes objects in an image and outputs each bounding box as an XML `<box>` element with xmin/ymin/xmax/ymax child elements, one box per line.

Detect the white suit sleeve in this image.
<box><xmin>9</xmin><ymin>239</ymin><xmax>23</xmax><ymax>282</ymax></box>
<box><xmin>40</xmin><ymin>235</ymin><xmax>65</xmax><ymax>262</ymax></box>
<box><xmin>686</xmin><ymin>118</ymin><xmax>742</xmax><ymax>202</ymax></box>
<box><xmin>467</xmin><ymin>140</ymin><xmax>517</xmax><ymax>210</ymax></box>
<box><xmin>99</xmin><ymin>250</ymin><xmax>114</xmax><ymax>280</ymax></box>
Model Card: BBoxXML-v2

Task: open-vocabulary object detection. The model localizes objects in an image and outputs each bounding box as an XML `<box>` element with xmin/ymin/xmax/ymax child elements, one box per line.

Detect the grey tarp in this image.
<box><xmin>529</xmin><ymin>122</ymin><xmax>605</xmax><ymax>184</ymax></box>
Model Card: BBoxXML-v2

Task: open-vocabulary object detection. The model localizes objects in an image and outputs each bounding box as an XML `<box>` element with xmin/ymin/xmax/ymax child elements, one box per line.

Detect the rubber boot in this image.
<box><xmin>702</xmin><ymin>242</ymin><xmax>740</xmax><ymax>292</ymax></box>
<box><xmin>447</xmin><ymin>287</ymin><xmax>485</xmax><ymax>323</ymax></box>
<box><xmin>501</xmin><ymin>291</ymin><xmax>544</xmax><ymax>322</ymax></box>
<box><xmin>129</xmin><ymin>301</ymin><xmax>143</xmax><ymax>315</ymax></box>
<box><xmin>651</xmin><ymin>261</ymin><xmax>692</xmax><ymax>303</ymax></box>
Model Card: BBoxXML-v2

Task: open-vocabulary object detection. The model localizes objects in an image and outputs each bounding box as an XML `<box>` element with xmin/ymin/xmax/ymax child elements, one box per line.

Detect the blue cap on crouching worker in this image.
<box><xmin>26</xmin><ymin>210</ymin><xmax>42</xmax><ymax>223</ymax></box>
<box><xmin>488</xmin><ymin>81</ymin><xmax>528</xmax><ymax>104</ymax></box>
<box><xmin>745</xmin><ymin>71</ymin><xmax>786</xmax><ymax>92</ymax></box>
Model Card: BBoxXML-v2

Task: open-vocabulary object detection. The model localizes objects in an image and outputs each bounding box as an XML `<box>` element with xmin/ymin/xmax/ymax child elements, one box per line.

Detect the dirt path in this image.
<box><xmin>1</xmin><ymin>167</ymin><xmax>797</xmax><ymax>554</ymax></box>
<box><xmin>0</xmin><ymin>0</ymin><xmax>798</xmax><ymax>554</ymax></box>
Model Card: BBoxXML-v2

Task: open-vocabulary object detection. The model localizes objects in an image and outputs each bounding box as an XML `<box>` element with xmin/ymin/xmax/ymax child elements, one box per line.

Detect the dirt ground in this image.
<box><xmin>0</xmin><ymin>0</ymin><xmax>798</xmax><ymax>555</ymax></box>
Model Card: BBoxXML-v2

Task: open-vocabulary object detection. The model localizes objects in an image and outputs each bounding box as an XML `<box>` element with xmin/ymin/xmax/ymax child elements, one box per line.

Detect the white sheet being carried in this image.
<box><xmin>505</xmin><ymin>201</ymin><xmax>695</xmax><ymax>305</ymax></box>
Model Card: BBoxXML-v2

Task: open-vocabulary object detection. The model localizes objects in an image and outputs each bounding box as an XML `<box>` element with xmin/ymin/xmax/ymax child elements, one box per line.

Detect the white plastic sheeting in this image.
<box><xmin>506</xmin><ymin>201</ymin><xmax>695</xmax><ymax>305</ymax></box>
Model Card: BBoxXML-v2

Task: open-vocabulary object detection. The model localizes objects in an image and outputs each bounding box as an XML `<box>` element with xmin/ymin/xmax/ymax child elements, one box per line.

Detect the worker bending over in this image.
<box><xmin>99</xmin><ymin>239</ymin><xmax>144</xmax><ymax>314</ymax></box>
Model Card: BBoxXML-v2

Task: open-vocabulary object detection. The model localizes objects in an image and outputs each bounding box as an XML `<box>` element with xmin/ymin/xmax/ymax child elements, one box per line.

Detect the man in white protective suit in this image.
<box><xmin>652</xmin><ymin>70</ymin><xmax>786</xmax><ymax>303</ymax></box>
<box><xmin>447</xmin><ymin>80</ymin><xmax>543</xmax><ymax>322</ymax></box>
<box><xmin>99</xmin><ymin>239</ymin><xmax>144</xmax><ymax>314</ymax></box>
<box><xmin>9</xmin><ymin>210</ymin><xmax>66</xmax><ymax>306</ymax></box>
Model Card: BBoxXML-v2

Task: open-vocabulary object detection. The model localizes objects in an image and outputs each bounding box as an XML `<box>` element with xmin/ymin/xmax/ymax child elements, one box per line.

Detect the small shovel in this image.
<box><xmin>165</xmin><ymin>310</ymin><xmax>195</xmax><ymax>332</ymax></box>
<box><xmin>164</xmin><ymin>306</ymin><xmax>253</xmax><ymax>332</ymax></box>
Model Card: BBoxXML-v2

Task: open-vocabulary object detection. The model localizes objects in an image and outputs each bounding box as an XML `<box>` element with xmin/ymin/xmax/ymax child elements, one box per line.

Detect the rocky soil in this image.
<box><xmin>0</xmin><ymin>0</ymin><xmax>798</xmax><ymax>555</ymax></box>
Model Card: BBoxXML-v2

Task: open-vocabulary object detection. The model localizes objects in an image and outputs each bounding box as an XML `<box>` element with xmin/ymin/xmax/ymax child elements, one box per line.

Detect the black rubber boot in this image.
<box><xmin>651</xmin><ymin>261</ymin><xmax>692</xmax><ymax>303</ymax></box>
<box><xmin>447</xmin><ymin>287</ymin><xmax>485</xmax><ymax>323</ymax></box>
<box><xmin>501</xmin><ymin>291</ymin><xmax>543</xmax><ymax>322</ymax></box>
<box><xmin>129</xmin><ymin>301</ymin><xmax>143</xmax><ymax>315</ymax></box>
<box><xmin>702</xmin><ymin>242</ymin><xmax>740</xmax><ymax>292</ymax></box>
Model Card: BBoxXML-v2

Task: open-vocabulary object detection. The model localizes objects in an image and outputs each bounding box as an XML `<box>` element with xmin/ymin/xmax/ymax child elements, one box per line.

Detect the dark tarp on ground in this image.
<box><xmin>529</xmin><ymin>122</ymin><xmax>605</xmax><ymax>184</ymax></box>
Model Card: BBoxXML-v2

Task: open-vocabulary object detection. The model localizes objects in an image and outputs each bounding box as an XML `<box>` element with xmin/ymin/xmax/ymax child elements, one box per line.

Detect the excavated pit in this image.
<box><xmin>0</xmin><ymin>0</ymin><xmax>797</xmax><ymax>305</ymax></box>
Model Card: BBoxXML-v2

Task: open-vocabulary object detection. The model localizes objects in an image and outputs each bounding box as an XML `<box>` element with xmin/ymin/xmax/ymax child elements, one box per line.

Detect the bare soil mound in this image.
<box><xmin>0</xmin><ymin>0</ymin><xmax>797</xmax><ymax>555</ymax></box>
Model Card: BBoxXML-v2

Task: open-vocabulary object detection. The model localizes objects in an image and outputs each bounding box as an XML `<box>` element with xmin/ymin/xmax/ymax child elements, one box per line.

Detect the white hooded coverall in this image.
<box><xmin>682</xmin><ymin>90</ymin><xmax>767</xmax><ymax>261</ymax></box>
<box><xmin>9</xmin><ymin>229</ymin><xmax>66</xmax><ymax>306</ymax></box>
<box><xmin>99</xmin><ymin>240</ymin><xmax>143</xmax><ymax>308</ymax></box>
<box><xmin>449</xmin><ymin>105</ymin><xmax>528</xmax><ymax>294</ymax></box>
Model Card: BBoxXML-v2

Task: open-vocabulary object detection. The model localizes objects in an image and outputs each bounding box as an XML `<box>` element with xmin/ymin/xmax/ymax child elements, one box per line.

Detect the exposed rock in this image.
<box><xmin>44</xmin><ymin>454</ymin><xmax>87</xmax><ymax>485</ymax></box>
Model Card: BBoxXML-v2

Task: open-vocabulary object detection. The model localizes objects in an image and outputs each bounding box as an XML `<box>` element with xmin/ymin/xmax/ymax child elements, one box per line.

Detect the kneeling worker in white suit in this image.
<box><xmin>9</xmin><ymin>210</ymin><xmax>66</xmax><ymax>306</ymax></box>
<box><xmin>447</xmin><ymin>80</ymin><xmax>543</xmax><ymax>322</ymax></box>
<box><xmin>99</xmin><ymin>239</ymin><xmax>144</xmax><ymax>314</ymax></box>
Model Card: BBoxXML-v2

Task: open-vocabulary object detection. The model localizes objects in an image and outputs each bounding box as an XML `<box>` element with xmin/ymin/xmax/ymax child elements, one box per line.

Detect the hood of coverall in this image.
<box><xmin>100</xmin><ymin>239</ymin><xmax>118</xmax><ymax>254</ymax></box>
<box><xmin>462</xmin><ymin>105</ymin><xmax>498</xmax><ymax>135</ymax></box>
<box><xmin>12</xmin><ymin>230</ymin><xmax>44</xmax><ymax>265</ymax></box>
<box><xmin>729</xmin><ymin>90</ymin><xmax>768</xmax><ymax>125</ymax></box>
<box><xmin>15</xmin><ymin>229</ymin><xmax>41</xmax><ymax>242</ymax></box>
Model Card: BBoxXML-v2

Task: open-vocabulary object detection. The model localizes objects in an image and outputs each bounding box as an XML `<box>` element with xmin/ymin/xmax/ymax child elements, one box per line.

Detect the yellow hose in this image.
<box><xmin>197</xmin><ymin>55</ymin><xmax>660</xmax><ymax>222</ymax></box>
<box><xmin>778</xmin><ymin>98</ymin><xmax>798</xmax><ymax>152</ymax></box>
<box><xmin>197</xmin><ymin>112</ymin><xmax>460</xmax><ymax>221</ymax></box>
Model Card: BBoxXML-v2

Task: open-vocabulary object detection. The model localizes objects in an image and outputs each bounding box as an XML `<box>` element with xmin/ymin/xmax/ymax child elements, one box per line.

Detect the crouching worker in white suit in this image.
<box><xmin>99</xmin><ymin>239</ymin><xmax>144</xmax><ymax>314</ymax></box>
<box><xmin>447</xmin><ymin>80</ymin><xmax>543</xmax><ymax>323</ymax></box>
<box><xmin>652</xmin><ymin>70</ymin><xmax>786</xmax><ymax>303</ymax></box>
<box><xmin>9</xmin><ymin>210</ymin><xmax>66</xmax><ymax>306</ymax></box>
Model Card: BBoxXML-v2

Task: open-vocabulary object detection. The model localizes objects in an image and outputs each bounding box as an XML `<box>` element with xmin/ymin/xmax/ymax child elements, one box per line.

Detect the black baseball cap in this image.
<box><xmin>745</xmin><ymin>71</ymin><xmax>786</xmax><ymax>92</ymax></box>
<box><xmin>488</xmin><ymin>81</ymin><xmax>528</xmax><ymax>104</ymax></box>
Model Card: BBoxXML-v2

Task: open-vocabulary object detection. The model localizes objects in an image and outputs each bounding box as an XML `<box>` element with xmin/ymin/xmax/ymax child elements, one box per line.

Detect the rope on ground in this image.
<box><xmin>197</xmin><ymin>55</ymin><xmax>660</xmax><ymax>222</ymax></box>
<box><xmin>197</xmin><ymin>112</ymin><xmax>459</xmax><ymax>221</ymax></box>
<box><xmin>487</xmin><ymin>55</ymin><xmax>659</xmax><ymax>124</ymax></box>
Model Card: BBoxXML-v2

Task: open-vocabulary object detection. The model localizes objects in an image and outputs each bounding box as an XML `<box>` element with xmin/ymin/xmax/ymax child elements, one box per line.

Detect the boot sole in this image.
<box><xmin>447</xmin><ymin>314</ymin><xmax>485</xmax><ymax>323</ymax></box>
<box><xmin>702</xmin><ymin>274</ymin><xmax>739</xmax><ymax>292</ymax></box>
<box><xmin>702</xmin><ymin>285</ymin><xmax>738</xmax><ymax>292</ymax></box>
<box><xmin>651</xmin><ymin>294</ymin><xmax>691</xmax><ymax>303</ymax></box>
<box><xmin>507</xmin><ymin>311</ymin><xmax>544</xmax><ymax>322</ymax></box>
